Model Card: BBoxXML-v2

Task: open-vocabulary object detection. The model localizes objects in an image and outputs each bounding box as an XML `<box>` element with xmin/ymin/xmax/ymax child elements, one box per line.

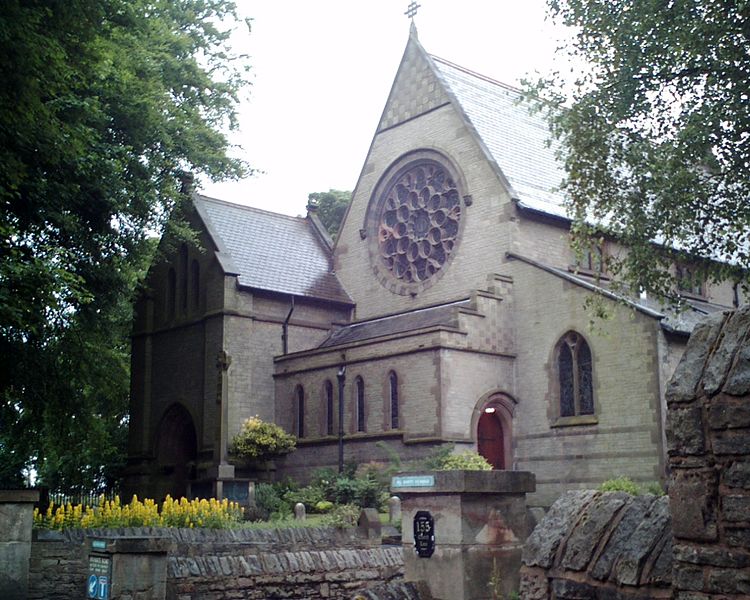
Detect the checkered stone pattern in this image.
<box><xmin>378</xmin><ymin>43</ymin><xmax>449</xmax><ymax>132</ymax></box>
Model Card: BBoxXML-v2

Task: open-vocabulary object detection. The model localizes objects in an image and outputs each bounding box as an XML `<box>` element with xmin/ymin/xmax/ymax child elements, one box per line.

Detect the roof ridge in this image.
<box><xmin>429</xmin><ymin>54</ymin><xmax>523</xmax><ymax>95</ymax></box>
<box><xmin>195</xmin><ymin>193</ymin><xmax>306</xmax><ymax>223</ymax></box>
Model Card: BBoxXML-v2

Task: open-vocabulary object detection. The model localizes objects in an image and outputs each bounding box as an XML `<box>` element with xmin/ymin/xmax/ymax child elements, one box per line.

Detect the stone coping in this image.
<box><xmin>86</xmin><ymin>535</ymin><xmax>175</xmax><ymax>554</ymax></box>
<box><xmin>391</xmin><ymin>470</ymin><xmax>535</xmax><ymax>495</ymax></box>
<box><xmin>0</xmin><ymin>489</ymin><xmax>40</xmax><ymax>503</ymax></box>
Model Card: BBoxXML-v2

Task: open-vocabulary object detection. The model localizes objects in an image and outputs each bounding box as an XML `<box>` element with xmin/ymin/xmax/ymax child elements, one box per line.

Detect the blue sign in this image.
<box><xmin>87</xmin><ymin>575</ymin><xmax>98</xmax><ymax>598</ymax></box>
<box><xmin>97</xmin><ymin>576</ymin><xmax>108</xmax><ymax>599</ymax></box>
<box><xmin>392</xmin><ymin>475</ymin><xmax>435</xmax><ymax>488</ymax></box>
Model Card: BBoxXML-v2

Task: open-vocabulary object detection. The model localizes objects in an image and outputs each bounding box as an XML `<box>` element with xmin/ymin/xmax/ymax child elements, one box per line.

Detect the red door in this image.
<box><xmin>477</xmin><ymin>411</ymin><xmax>504</xmax><ymax>470</ymax></box>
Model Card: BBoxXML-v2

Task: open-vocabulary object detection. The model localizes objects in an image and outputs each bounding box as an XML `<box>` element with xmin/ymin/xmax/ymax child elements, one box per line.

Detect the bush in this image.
<box><xmin>438</xmin><ymin>451</ymin><xmax>492</xmax><ymax>471</ymax></box>
<box><xmin>255</xmin><ymin>483</ymin><xmax>292</xmax><ymax>520</ymax></box>
<box><xmin>314</xmin><ymin>500</ymin><xmax>334</xmax><ymax>513</ymax></box>
<box><xmin>599</xmin><ymin>477</ymin><xmax>641</xmax><ymax>495</ymax></box>
<box><xmin>230</xmin><ymin>416</ymin><xmax>296</xmax><ymax>460</ymax></box>
<box><xmin>599</xmin><ymin>477</ymin><xmax>666</xmax><ymax>496</ymax></box>
<box><xmin>323</xmin><ymin>503</ymin><xmax>360</xmax><ymax>529</ymax></box>
<box><xmin>33</xmin><ymin>495</ymin><xmax>243</xmax><ymax>530</ymax></box>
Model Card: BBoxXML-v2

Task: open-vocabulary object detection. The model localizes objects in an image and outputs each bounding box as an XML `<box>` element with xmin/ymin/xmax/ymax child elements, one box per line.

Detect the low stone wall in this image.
<box><xmin>520</xmin><ymin>490</ymin><xmax>672</xmax><ymax>599</ymax></box>
<box><xmin>28</xmin><ymin>526</ymin><xmax>405</xmax><ymax>600</ymax></box>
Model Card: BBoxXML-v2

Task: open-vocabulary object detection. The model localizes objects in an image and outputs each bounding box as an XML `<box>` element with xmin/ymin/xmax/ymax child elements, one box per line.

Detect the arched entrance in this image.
<box><xmin>474</xmin><ymin>394</ymin><xmax>515</xmax><ymax>470</ymax></box>
<box><xmin>154</xmin><ymin>404</ymin><xmax>197</xmax><ymax>500</ymax></box>
<box><xmin>478</xmin><ymin>410</ymin><xmax>505</xmax><ymax>469</ymax></box>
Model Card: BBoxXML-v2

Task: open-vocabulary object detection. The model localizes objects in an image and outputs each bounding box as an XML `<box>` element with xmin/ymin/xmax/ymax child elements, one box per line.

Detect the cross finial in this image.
<box><xmin>404</xmin><ymin>0</ymin><xmax>421</xmax><ymax>21</ymax></box>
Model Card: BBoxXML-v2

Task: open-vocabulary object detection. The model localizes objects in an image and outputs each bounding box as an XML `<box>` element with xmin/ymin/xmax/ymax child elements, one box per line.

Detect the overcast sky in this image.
<box><xmin>201</xmin><ymin>1</ymin><xmax>570</xmax><ymax>216</ymax></box>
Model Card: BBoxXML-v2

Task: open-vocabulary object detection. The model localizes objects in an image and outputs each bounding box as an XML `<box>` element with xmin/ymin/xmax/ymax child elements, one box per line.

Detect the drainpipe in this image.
<box><xmin>282</xmin><ymin>296</ymin><xmax>295</xmax><ymax>354</ymax></box>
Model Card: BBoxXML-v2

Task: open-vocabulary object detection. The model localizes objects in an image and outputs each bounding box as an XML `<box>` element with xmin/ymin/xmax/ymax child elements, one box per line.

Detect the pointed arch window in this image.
<box><xmin>324</xmin><ymin>380</ymin><xmax>334</xmax><ymax>436</ymax></box>
<box><xmin>355</xmin><ymin>376</ymin><xmax>366</xmax><ymax>432</ymax></box>
<box><xmin>389</xmin><ymin>371</ymin><xmax>399</xmax><ymax>429</ymax></box>
<box><xmin>296</xmin><ymin>385</ymin><xmax>305</xmax><ymax>438</ymax></box>
<box><xmin>191</xmin><ymin>259</ymin><xmax>200</xmax><ymax>309</ymax></box>
<box><xmin>557</xmin><ymin>332</ymin><xmax>594</xmax><ymax>418</ymax></box>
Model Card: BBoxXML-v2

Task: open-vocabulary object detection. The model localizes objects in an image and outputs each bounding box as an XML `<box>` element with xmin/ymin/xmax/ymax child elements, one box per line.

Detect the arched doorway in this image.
<box><xmin>154</xmin><ymin>404</ymin><xmax>197</xmax><ymax>500</ymax></box>
<box><xmin>478</xmin><ymin>410</ymin><xmax>505</xmax><ymax>469</ymax></box>
<box><xmin>475</xmin><ymin>394</ymin><xmax>515</xmax><ymax>470</ymax></box>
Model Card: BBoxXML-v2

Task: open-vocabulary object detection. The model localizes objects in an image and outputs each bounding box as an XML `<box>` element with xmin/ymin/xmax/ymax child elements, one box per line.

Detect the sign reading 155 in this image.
<box><xmin>413</xmin><ymin>510</ymin><xmax>435</xmax><ymax>558</ymax></box>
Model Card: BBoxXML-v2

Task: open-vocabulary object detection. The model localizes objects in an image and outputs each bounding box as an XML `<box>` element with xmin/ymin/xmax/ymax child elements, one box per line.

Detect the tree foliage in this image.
<box><xmin>534</xmin><ymin>0</ymin><xmax>750</xmax><ymax>300</ymax></box>
<box><xmin>0</xmin><ymin>0</ymin><xmax>250</xmax><ymax>491</ymax></box>
<box><xmin>307</xmin><ymin>189</ymin><xmax>351</xmax><ymax>238</ymax></box>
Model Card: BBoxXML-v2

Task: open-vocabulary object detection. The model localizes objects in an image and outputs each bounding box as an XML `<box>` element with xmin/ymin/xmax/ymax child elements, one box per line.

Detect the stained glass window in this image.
<box><xmin>389</xmin><ymin>371</ymin><xmax>399</xmax><ymax>429</ymax></box>
<box><xmin>325</xmin><ymin>380</ymin><xmax>334</xmax><ymax>435</ymax></box>
<box><xmin>355</xmin><ymin>376</ymin><xmax>365</xmax><ymax>432</ymax></box>
<box><xmin>557</xmin><ymin>332</ymin><xmax>595</xmax><ymax>419</ymax></box>
<box><xmin>296</xmin><ymin>386</ymin><xmax>305</xmax><ymax>438</ymax></box>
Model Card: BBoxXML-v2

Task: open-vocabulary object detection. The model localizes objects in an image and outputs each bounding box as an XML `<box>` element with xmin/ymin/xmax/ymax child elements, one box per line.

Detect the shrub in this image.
<box><xmin>314</xmin><ymin>500</ymin><xmax>334</xmax><ymax>513</ymax></box>
<box><xmin>254</xmin><ymin>482</ymin><xmax>292</xmax><ymax>520</ymax></box>
<box><xmin>599</xmin><ymin>477</ymin><xmax>640</xmax><ymax>495</ymax></box>
<box><xmin>323</xmin><ymin>503</ymin><xmax>360</xmax><ymax>528</ymax></box>
<box><xmin>33</xmin><ymin>495</ymin><xmax>243</xmax><ymax>530</ymax></box>
<box><xmin>230</xmin><ymin>416</ymin><xmax>296</xmax><ymax>460</ymax></box>
<box><xmin>438</xmin><ymin>451</ymin><xmax>492</xmax><ymax>471</ymax></box>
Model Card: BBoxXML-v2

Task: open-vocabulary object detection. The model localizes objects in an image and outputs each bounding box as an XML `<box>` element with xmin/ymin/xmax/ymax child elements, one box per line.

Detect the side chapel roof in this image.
<box><xmin>193</xmin><ymin>194</ymin><xmax>352</xmax><ymax>305</ymax></box>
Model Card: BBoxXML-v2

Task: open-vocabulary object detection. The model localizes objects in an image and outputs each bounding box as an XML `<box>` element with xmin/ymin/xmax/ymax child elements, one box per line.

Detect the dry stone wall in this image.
<box><xmin>666</xmin><ymin>306</ymin><xmax>750</xmax><ymax>598</ymax></box>
<box><xmin>519</xmin><ymin>490</ymin><xmax>672</xmax><ymax>599</ymax></box>
<box><xmin>28</xmin><ymin>526</ymin><xmax>405</xmax><ymax>600</ymax></box>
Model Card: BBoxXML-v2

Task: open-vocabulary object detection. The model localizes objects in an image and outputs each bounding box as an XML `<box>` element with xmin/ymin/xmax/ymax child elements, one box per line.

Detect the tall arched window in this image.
<box><xmin>296</xmin><ymin>385</ymin><xmax>305</xmax><ymax>438</ymax></box>
<box><xmin>557</xmin><ymin>331</ymin><xmax>594</xmax><ymax>417</ymax></box>
<box><xmin>388</xmin><ymin>371</ymin><xmax>399</xmax><ymax>429</ymax></box>
<box><xmin>167</xmin><ymin>268</ymin><xmax>176</xmax><ymax>320</ymax></box>
<box><xmin>324</xmin><ymin>380</ymin><xmax>334</xmax><ymax>435</ymax></box>
<box><xmin>180</xmin><ymin>243</ymin><xmax>188</xmax><ymax>312</ymax></box>
<box><xmin>355</xmin><ymin>376</ymin><xmax>365</xmax><ymax>432</ymax></box>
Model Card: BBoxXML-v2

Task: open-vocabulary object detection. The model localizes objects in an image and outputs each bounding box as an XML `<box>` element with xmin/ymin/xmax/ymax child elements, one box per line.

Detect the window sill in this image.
<box><xmin>552</xmin><ymin>415</ymin><xmax>599</xmax><ymax>428</ymax></box>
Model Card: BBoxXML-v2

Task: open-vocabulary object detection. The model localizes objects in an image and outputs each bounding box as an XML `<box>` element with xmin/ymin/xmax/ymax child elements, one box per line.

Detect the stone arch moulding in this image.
<box><xmin>471</xmin><ymin>392</ymin><xmax>517</xmax><ymax>471</ymax></box>
<box><xmin>364</xmin><ymin>147</ymin><xmax>471</xmax><ymax>296</ymax></box>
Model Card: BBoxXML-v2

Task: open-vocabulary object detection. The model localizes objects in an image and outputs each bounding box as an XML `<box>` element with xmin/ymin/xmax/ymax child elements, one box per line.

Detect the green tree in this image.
<box><xmin>308</xmin><ymin>189</ymin><xmax>351</xmax><ymax>238</ymax></box>
<box><xmin>533</xmin><ymin>1</ymin><xmax>750</xmax><ymax>301</ymax></box>
<box><xmin>0</xmin><ymin>1</ymin><xmax>250</xmax><ymax>491</ymax></box>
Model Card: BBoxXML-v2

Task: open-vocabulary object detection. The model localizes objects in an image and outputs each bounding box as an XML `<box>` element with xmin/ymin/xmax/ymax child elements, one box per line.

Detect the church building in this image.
<box><xmin>125</xmin><ymin>29</ymin><xmax>737</xmax><ymax>509</ymax></box>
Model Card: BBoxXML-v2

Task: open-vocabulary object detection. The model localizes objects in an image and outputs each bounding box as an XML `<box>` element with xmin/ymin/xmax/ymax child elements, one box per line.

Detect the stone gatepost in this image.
<box><xmin>85</xmin><ymin>535</ymin><xmax>174</xmax><ymax>599</ymax></box>
<box><xmin>0</xmin><ymin>489</ymin><xmax>39</xmax><ymax>600</ymax></box>
<box><xmin>392</xmin><ymin>470</ymin><xmax>535</xmax><ymax>600</ymax></box>
<box><xmin>666</xmin><ymin>307</ymin><xmax>750</xmax><ymax>599</ymax></box>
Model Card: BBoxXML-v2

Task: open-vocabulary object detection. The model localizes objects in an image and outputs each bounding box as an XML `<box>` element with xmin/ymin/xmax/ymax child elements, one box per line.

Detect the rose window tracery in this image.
<box><xmin>377</xmin><ymin>162</ymin><xmax>462</xmax><ymax>284</ymax></box>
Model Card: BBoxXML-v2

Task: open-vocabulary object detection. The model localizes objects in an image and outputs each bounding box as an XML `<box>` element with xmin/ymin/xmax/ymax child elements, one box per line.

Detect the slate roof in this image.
<box><xmin>319</xmin><ymin>299</ymin><xmax>471</xmax><ymax>348</ymax></box>
<box><xmin>430</xmin><ymin>54</ymin><xmax>569</xmax><ymax>219</ymax></box>
<box><xmin>506</xmin><ymin>252</ymin><xmax>725</xmax><ymax>336</ymax></box>
<box><xmin>194</xmin><ymin>194</ymin><xmax>352</xmax><ymax>304</ymax></box>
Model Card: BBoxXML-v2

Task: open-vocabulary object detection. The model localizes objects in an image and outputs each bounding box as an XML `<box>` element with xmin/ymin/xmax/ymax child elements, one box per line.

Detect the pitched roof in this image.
<box><xmin>428</xmin><ymin>53</ymin><xmax>569</xmax><ymax>220</ymax></box>
<box><xmin>319</xmin><ymin>299</ymin><xmax>471</xmax><ymax>348</ymax></box>
<box><xmin>506</xmin><ymin>251</ymin><xmax>725</xmax><ymax>335</ymax></box>
<box><xmin>193</xmin><ymin>194</ymin><xmax>352</xmax><ymax>304</ymax></box>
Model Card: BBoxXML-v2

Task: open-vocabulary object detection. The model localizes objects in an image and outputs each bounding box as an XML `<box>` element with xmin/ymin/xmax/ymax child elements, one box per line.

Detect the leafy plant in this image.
<box><xmin>322</xmin><ymin>503</ymin><xmax>360</xmax><ymax>529</ymax></box>
<box><xmin>438</xmin><ymin>451</ymin><xmax>493</xmax><ymax>471</ymax></box>
<box><xmin>231</xmin><ymin>416</ymin><xmax>296</xmax><ymax>461</ymax></box>
<box><xmin>598</xmin><ymin>477</ymin><xmax>641</xmax><ymax>495</ymax></box>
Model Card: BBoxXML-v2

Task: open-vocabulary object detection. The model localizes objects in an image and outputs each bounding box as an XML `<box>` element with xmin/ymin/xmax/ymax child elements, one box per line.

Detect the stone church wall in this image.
<box><xmin>507</xmin><ymin>258</ymin><xmax>665</xmax><ymax>508</ymax></box>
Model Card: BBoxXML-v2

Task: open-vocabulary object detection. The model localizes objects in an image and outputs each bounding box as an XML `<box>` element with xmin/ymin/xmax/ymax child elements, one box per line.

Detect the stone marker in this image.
<box><xmin>358</xmin><ymin>508</ymin><xmax>382</xmax><ymax>540</ymax></box>
<box><xmin>294</xmin><ymin>502</ymin><xmax>306</xmax><ymax>521</ymax></box>
<box><xmin>388</xmin><ymin>496</ymin><xmax>401</xmax><ymax>524</ymax></box>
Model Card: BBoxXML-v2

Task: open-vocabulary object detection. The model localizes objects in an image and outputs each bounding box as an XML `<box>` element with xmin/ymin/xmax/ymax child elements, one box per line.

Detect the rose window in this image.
<box><xmin>377</xmin><ymin>163</ymin><xmax>461</xmax><ymax>283</ymax></box>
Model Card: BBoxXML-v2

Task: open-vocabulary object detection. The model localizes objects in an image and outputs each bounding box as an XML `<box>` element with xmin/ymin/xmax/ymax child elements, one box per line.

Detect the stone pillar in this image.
<box><xmin>666</xmin><ymin>306</ymin><xmax>750</xmax><ymax>599</ymax></box>
<box><xmin>0</xmin><ymin>489</ymin><xmax>39</xmax><ymax>600</ymax></box>
<box><xmin>393</xmin><ymin>470</ymin><xmax>535</xmax><ymax>600</ymax></box>
<box><xmin>86</xmin><ymin>535</ymin><xmax>174</xmax><ymax>600</ymax></box>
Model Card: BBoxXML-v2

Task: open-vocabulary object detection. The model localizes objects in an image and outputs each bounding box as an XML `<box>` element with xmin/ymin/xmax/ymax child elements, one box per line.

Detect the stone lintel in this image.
<box><xmin>0</xmin><ymin>490</ymin><xmax>40</xmax><ymax>504</ymax></box>
<box><xmin>86</xmin><ymin>535</ymin><xmax>175</xmax><ymax>555</ymax></box>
